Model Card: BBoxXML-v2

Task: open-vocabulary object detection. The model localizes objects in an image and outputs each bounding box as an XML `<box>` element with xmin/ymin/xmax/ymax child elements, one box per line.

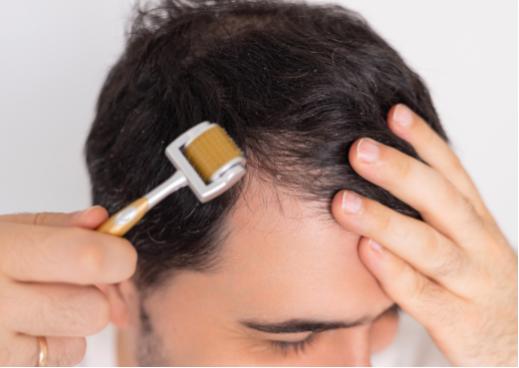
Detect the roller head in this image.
<box><xmin>165</xmin><ymin>122</ymin><xmax>246</xmax><ymax>202</ymax></box>
<box><xmin>183</xmin><ymin>125</ymin><xmax>243</xmax><ymax>183</ymax></box>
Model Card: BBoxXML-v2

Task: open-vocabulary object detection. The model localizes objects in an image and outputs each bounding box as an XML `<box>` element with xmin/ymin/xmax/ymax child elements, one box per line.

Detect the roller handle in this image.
<box><xmin>97</xmin><ymin>197</ymin><xmax>150</xmax><ymax>237</ymax></box>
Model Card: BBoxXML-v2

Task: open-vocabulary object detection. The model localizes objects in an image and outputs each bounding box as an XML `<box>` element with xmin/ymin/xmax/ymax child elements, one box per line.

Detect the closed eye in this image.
<box><xmin>268</xmin><ymin>332</ymin><xmax>318</xmax><ymax>356</ymax></box>
<box><xmin>246</xmin><ymin>304</ymin><xmax>400</xmax><ymax>356</ymax></box>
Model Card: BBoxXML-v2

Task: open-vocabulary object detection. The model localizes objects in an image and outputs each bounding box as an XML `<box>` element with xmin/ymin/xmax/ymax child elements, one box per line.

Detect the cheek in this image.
<box><xmin>369</xmin><ymin>309</ymin><xmax>400</xmax><ymax>353</ymax></box>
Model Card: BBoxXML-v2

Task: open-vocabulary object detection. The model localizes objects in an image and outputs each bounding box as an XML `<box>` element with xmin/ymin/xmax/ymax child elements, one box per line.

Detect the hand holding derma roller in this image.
<box><xmin>0</xmin><ymin>122</ymin><xmax>246</xmax><ymax>366</ymax></box>
<box><xmin>97</xmin><ymin>122</ymin><xmax>246</xmax><ymax>236</ymax></box>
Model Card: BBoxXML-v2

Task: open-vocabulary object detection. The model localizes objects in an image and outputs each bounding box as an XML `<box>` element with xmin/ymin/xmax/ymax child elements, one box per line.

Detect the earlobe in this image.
<box><xmin>100</xmin><ymin>280</ymin><xmax>138</xmax><ymax>328</ymax></box>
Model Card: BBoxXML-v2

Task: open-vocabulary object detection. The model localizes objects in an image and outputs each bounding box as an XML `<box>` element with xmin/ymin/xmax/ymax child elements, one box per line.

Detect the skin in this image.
<box><xmin>114</xmin><ymin>174</ymin><xmax>400</xmax><ymax>365</ymax></box>
<box><xmin>331</xmin><ymin>104</ymin><xmax>518</xmax><ymax>365</ymax></box>
<box><xmin>0</xmin><ymin>207</ymin><xmax>137</xmax><ymax>366</ymax></box>
<box><xmin>0</xmin><ymin>104</ymin><xmax>516</xmax><ymax>366</ymax></box>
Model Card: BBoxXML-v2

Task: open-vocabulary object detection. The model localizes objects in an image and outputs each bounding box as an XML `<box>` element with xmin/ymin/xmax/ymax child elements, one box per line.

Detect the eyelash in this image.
<box><xmin>269</xmin><ymin>333</ymin><xmax>318</xmax><ymax>356</ymax></box>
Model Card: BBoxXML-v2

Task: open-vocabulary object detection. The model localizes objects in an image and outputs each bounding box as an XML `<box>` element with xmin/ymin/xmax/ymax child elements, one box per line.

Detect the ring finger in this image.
<box><xmin>1</xmin><ymin>332</ymin><xmax>86</xmax><ymax>366</ymax></box>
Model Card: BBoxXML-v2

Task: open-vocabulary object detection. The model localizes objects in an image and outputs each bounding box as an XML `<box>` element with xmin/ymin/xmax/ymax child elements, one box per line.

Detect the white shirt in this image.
<box><xmin>80</xmin><ymin>311</ymin><xmax>450</xmax><ymax>366</ymax></box>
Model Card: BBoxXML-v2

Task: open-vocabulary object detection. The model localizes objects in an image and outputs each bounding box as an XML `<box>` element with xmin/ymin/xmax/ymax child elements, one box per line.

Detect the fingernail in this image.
<box><xmin>342</xmin><ymin>191</ymin><xmax>362</xmax><ymax>214</ymax></box>
<box><xmin>393</xmin><ymin>104</ymin><xmax>413</xmax><ymax>128</ymax></box>
<box><xmin>369</xmin><ymin>238</ymin><xmax>383</xmax><ymax>253</ymax></box>
<box><xmin>73</xmin><ymin>205</ymin><xmax>102</xmax><ymax>217</ymax></box>
<box><xmin>357</xmin><ymin>138</ymin><xmax>380</xmax><ymax>163</ymax></box>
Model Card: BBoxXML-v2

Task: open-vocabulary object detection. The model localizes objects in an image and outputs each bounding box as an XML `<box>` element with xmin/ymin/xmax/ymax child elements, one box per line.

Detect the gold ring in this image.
<box><xmin>36</xmin><ymin>336</ymin><xmax>48</xmax><ymax>367</ymax></box>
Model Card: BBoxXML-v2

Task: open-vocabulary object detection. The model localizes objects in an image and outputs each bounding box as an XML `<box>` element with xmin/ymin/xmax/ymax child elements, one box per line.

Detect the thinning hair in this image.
<box><xmin>85</xmin><ymin>0</ymin><xmax>448</xmax><ymax>291</ymax></box>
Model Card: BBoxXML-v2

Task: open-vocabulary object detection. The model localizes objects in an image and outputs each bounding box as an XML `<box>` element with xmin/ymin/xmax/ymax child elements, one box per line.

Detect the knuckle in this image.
<box><xmin>424</xmin><ymin>230</ymin><xmax>466</xmax><ymax>277</ymax></box>
<box><xmin>432</xmin><ymin>245</ymin><xmax>464</xmax><ymax>277</ymax></box>
<box><xmin>32</xmin><ymin>212</ymin><xmax>70</xmax><ymax>227</ymax></box>
<box><xmin>460</xmin><ymin>195</ymin><xmax>481</xmax><ymax>222</ymax></box>
<box><xmin>458</xmin><ymin>193</ymin><xmax>475</xmax><ymax>213</ymax></box>
<box><xmin>394</xmin><ymin>261</ymin><xmax>432</xmax><ymax>302</ymax></box>
<box><xmin>395</xmin><ymin>153</ymin><xmax>413</xmax><ymax>179</ymax></box>
<box><xmin>375</xmin><ymin>207</ymin><xmax>394</xmax><ymax>235</ymax></box>
<box><xmin>32</xmin><ymin>212</ymin><xmax>47</xmax><ymax>226</ymax></box>
<box><xmin>457</xmin><ymin>195</ymin><xmax>485</xmax><ymax>232</ymax></box>
<box><xmin>71</xmin><ymin>229</ymin><xmax>137</xmax><ymax>281</ymax></box>
<box><xmin>77</xmin><ymin>239</ymin><xmax>105</xmax><ymax>278</ymax></box>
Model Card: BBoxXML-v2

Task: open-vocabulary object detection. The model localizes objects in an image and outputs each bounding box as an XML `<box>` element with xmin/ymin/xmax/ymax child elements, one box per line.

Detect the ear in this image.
<box><xmin>97</xmin><ymin>280</ymin><xmax>139</xmax><ymax>329</ymax></box>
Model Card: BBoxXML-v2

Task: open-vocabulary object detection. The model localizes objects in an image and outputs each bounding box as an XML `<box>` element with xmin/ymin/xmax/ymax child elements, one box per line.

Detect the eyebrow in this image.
<box><xmin>240</xmin><ymin>303</ymin><xmax>398</xmax><ymax>334</ymax></box>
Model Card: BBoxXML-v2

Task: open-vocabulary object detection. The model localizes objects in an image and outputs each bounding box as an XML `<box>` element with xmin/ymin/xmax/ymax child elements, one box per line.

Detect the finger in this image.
<box><xmin>0</xmin><ymin>281</ymin><xmax>110</xmax><ymax>337</ymax></box>
<box><xmin>332</xmin><ymin>190</ymin><xmax>471</xmax><ymax>297</ymax></box>
<box><xmin>40</xmin><ymin>336</ymin><xmax>87</xmax><ymax>366</ymax></box>
<box><xmin>0</xmin><ymin>223</ymin><xmax>137</xmax><ymax>284</ymax></box>
<box><xmin>349</xmin><ymin>137</ymin><xmax>491</xmax><ymax>247</ymax></box>
<box><xmin>3</xmin><ymin>333</ymin><xmax>86</xmax><ymax>366</ymax></box>
<box><xmin>357</xmin><ymin>236</ymin><xmax>466</xmax><ymax>333</ymax></box>
<box><xmin>387</xmin><ymin>104</ymin><xmax>490</xmax><ymax>220</ymax></box>
<box><xmin>0</xmin><ymin>206</ymin><xmax>109</xmax><ymax>229</ymax></box>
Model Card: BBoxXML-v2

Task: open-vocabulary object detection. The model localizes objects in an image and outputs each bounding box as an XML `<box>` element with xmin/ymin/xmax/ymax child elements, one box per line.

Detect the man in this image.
<box><xmin>0</xmin><ymin>0</ymin><xmax>516</xmax><ymax>366</ymax></box>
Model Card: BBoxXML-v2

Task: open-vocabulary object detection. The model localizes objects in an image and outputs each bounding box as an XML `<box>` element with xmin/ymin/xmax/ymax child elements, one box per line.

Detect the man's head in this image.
<box><xmin>85</xmin><ymin>0</ymin><xmax>448</xmax><ymax>365</ymax></box>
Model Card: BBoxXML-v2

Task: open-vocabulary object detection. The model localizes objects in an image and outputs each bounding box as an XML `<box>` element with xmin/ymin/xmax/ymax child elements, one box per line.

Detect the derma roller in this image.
<box><xmin>97</xmin><ymin>122</ymin><xmax>246</xmax><ymax>237</ymax></box>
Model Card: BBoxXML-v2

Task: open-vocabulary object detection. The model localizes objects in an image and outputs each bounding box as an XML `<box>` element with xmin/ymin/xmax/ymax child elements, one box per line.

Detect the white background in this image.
<box><xmin>0</xmin><ymin>0</ymin><xmax>517</xmax><ymax>248</ymax></box>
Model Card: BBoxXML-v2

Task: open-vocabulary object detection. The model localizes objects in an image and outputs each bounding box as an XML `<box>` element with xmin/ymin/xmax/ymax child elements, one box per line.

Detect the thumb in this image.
<box><xmin>0</xmin><ymin>205</ymin><xmax>109</xmax><ymax>229</ymax></box>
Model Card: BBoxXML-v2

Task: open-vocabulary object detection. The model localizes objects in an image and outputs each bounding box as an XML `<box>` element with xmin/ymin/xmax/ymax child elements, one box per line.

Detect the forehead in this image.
<box><xmin>204</xmin><ymin>176</ymin><xmax>391</xmax><ymax>318</ymax></box>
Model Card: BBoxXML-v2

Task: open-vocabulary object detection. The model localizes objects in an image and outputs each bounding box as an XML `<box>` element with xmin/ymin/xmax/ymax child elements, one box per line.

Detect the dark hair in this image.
<box><xmin>85</xmin><ymin>0</ymin><xmax>449</xmax><ymax>290</ymax></box>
